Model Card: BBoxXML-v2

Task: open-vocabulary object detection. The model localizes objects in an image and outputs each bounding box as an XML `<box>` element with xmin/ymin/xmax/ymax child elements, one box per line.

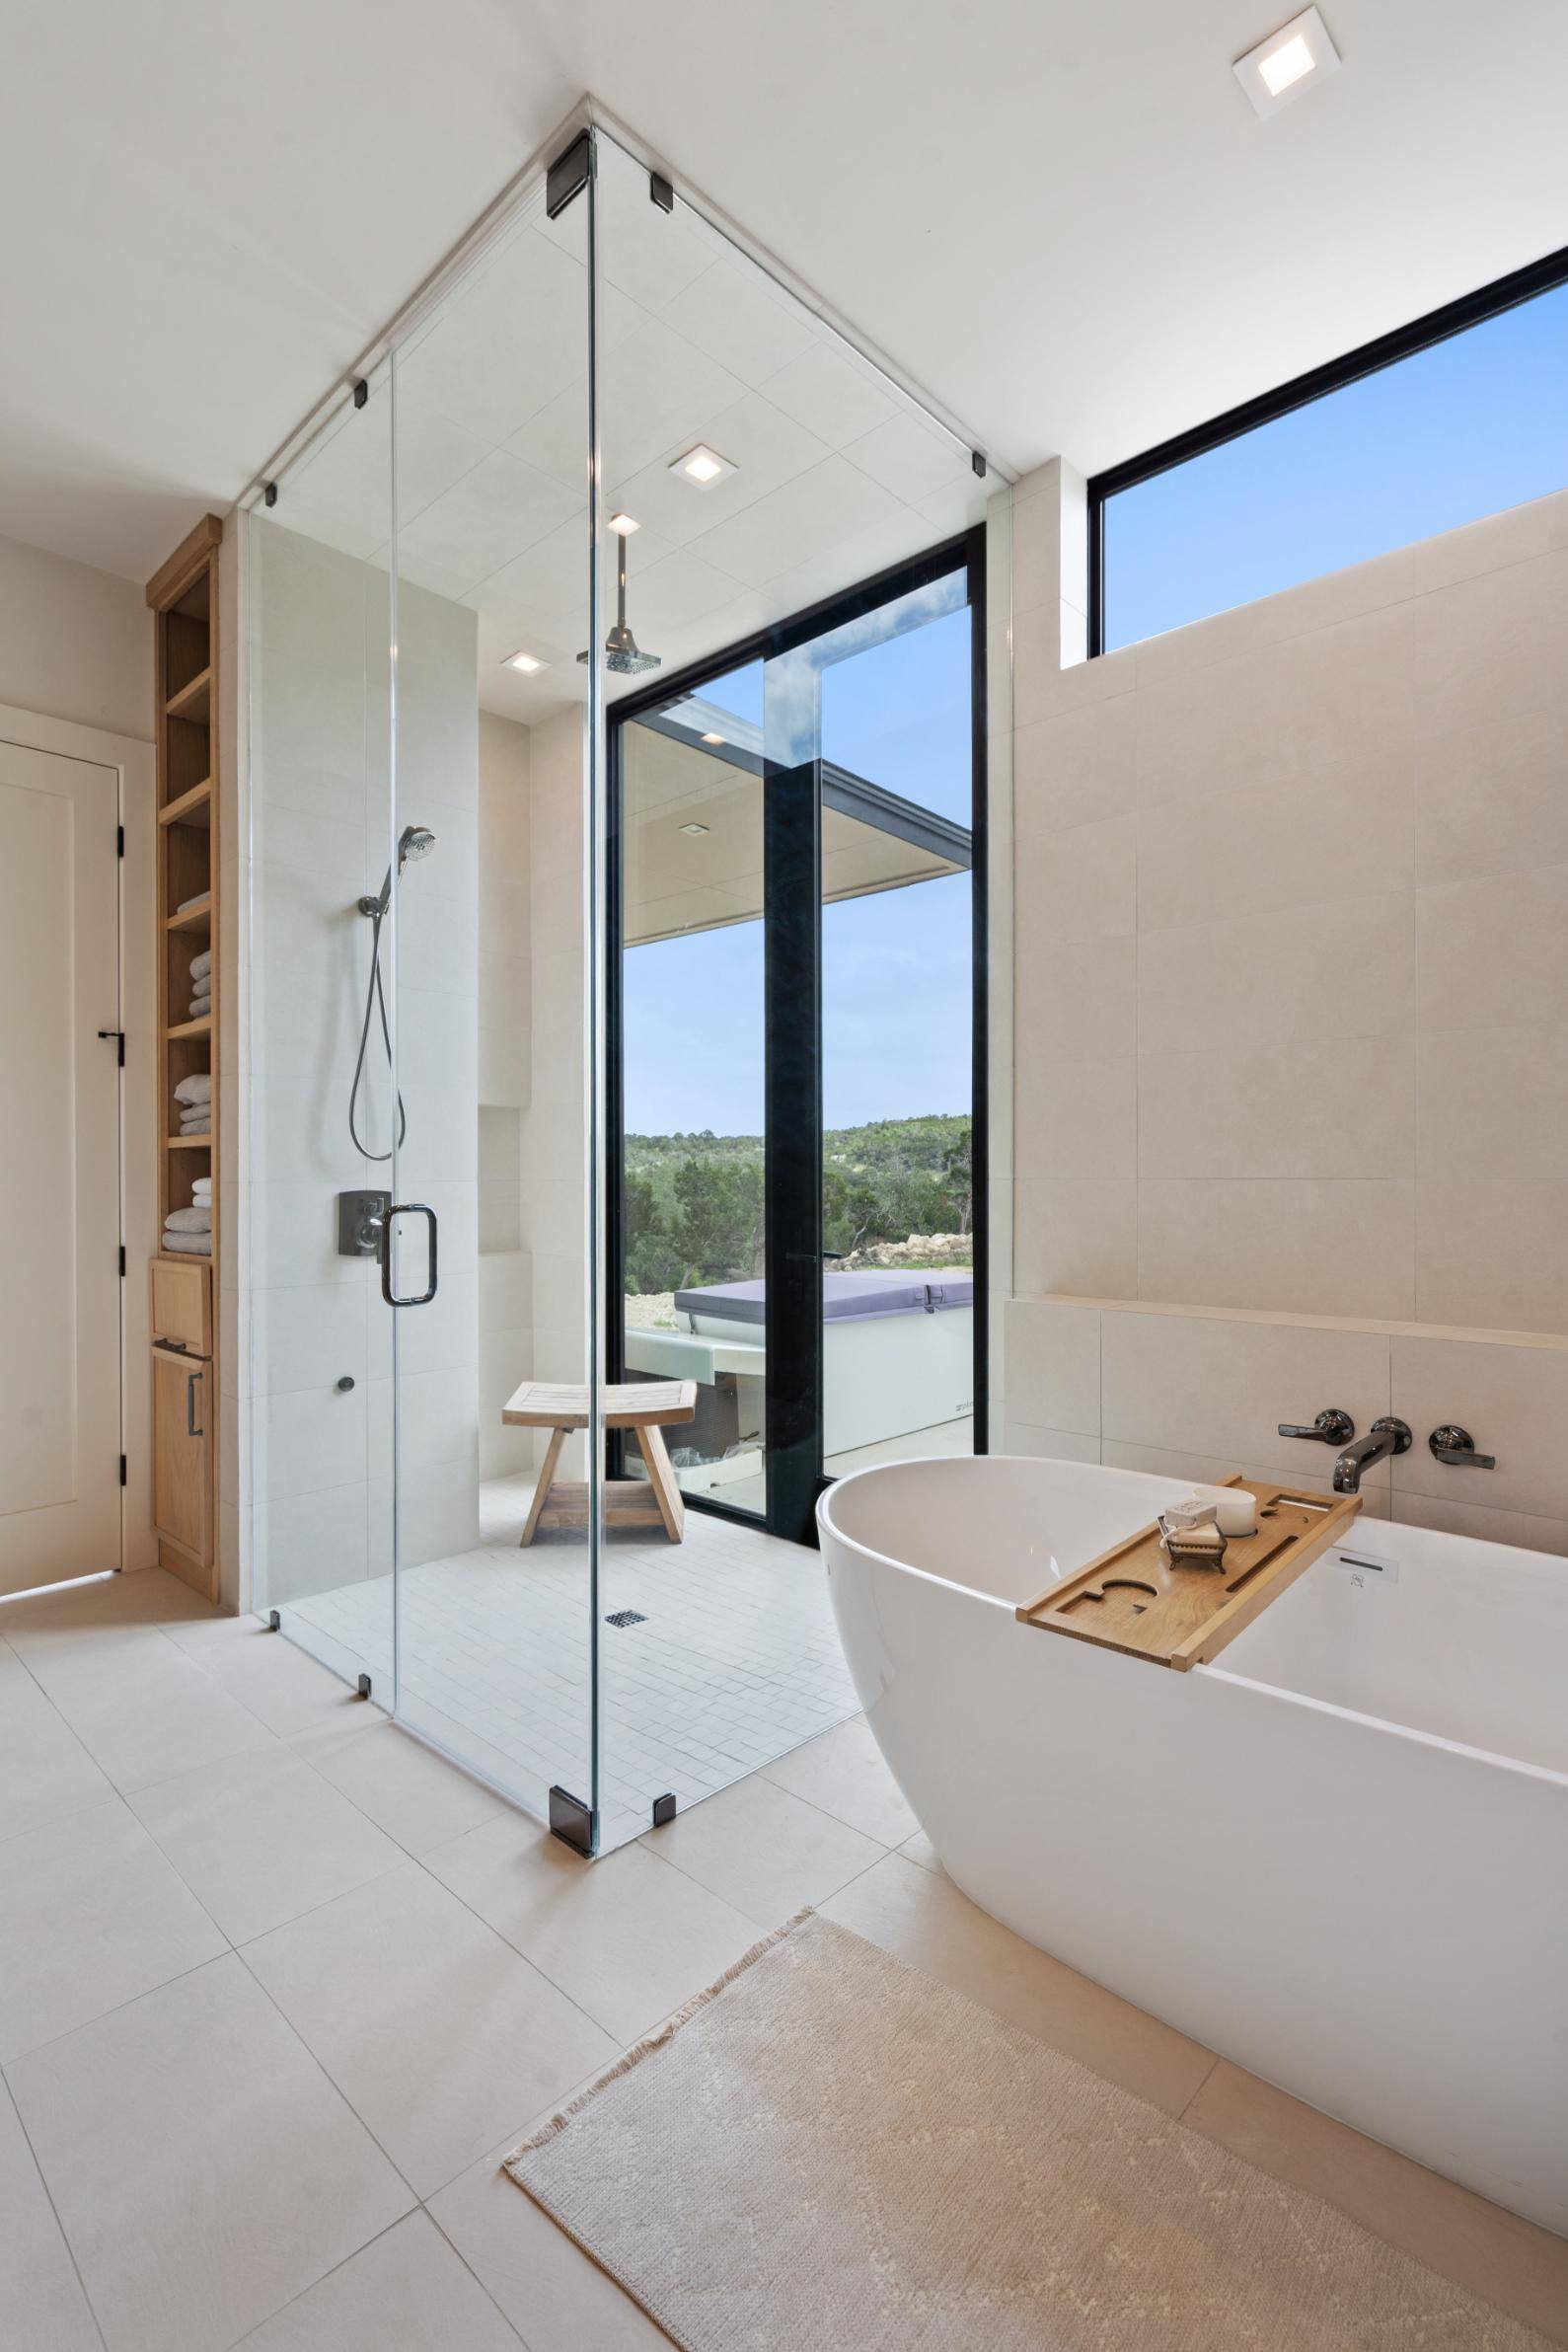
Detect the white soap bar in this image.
<box><xmin>1192</xmin><ymin>1483</ymin><xmax>1257</xmax><ymax>1537</ymax></box>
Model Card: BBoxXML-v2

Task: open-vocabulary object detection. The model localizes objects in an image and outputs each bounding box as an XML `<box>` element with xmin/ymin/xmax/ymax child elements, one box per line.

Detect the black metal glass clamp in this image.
<box><xmin>379</xmin><ymin>1202</ymin><xmax>438</xmax><ymax>1307</ymax></box>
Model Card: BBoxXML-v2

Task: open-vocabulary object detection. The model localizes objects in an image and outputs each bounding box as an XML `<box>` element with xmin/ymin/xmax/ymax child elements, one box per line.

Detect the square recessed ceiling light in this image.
<box><xmin>681</xmin><ymin>821</ymin><xmax>710</xmax><ymax>837</ymax></box>
<box><xmin>1233</xmin><ymin>7</ymin><xmax>1340</xmax><ymax>117</ymax></box>
<box><xmin>670</xmin><ymin>444</ymin><xmax>736</xmax><ymax>490</ymax></box>
<box><xmin>501</xmin><ymin>649</ymin><xmax>548</xmax><ymax>674</ymax></box>
<box><xmin>608</xmin><ymin>512</ymin><xmax>639</xmax><ymax>535</ymax></box>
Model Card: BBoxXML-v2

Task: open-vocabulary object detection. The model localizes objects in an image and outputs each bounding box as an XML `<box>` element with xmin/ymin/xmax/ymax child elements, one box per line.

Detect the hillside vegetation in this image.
<box><xmin>624</xmin><ymin>1114</ymin><xmax>972</xmax><ymax>1293</ymax></box>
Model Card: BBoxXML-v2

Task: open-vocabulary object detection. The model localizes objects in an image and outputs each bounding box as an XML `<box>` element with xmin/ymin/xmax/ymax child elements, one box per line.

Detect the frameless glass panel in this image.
<box><xmin>246</xmin><ymin>357</ymin><xmax>398</xmax><ymax>1697</ymax></box>
<box><xmin>386</xmin><ymin>168</ymin><xmax>601</xmax><ymax>1829</ymax></box>
<box><xmin>816</xmin><ymin>574</ymin><xmax>976</xmax><ymax>1476</ymax></box>
<box><xmin>592</xmin><ymin>123</ymin><xmax>985</xmax><ymax>1853</ymax></box>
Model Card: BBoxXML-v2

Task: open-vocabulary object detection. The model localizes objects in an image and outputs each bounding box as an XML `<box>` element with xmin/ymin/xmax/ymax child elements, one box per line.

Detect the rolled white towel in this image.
<box><xmin>174</xmin><ymin>1072</ymin><xmax>211</xmax><ymax>1105</ymax></box>
<box><xmin>189</xmin><ymin>948</ymin><xmax>212</xmax><ymax>981</ymax></box>
<box><xmin>175</xmin><ymin>891</ymin><xmax>207</xmax><ymax>915</ymax></box>
<box><xmin>161</xmin><ymin>1231</ymin><xmax>211</xmax><ymax>1256</ymax></box>
<box><xmin>190</xmin><ymin>1176</ymin><xmax>212</xmax><ymax>1197</ymax></box>
<box><xmin>187</xmin><ymin>1000</ymin><xmax>212</xmax><ymax>1024</ymax></box>
<box><xmin>164</xmin><ymin>1206</ymin><xmax>212</xmax><ymax>1234</ymax></box>
<box><xmin>178</xmin><ymin>1119</ymin><xmax>211</xmax><ymax>1136</ymax></box>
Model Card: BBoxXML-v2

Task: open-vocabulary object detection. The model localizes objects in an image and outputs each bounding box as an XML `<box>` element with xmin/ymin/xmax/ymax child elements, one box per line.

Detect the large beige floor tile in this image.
<box><xmin>292</xmin><ymin>1719</ymin><xmax>517</xmax><ymax>1856</ymax></box>
<box><xmin>0</xmin><ymin>1568</ymin><xmax>217</xmax><ymax>1656</ymax></box>
<box><xmin>821</xmin><ymin>1852</ymin><xmax>1217</xmax><ymax>2117</ymax></box>
<box><xmin>429</xmin><ymin>2148</ymin><xmax>666</xmax><ymax>2352</ymax></box>
<box><xmin>8</xmin><ymin>1953</ymin><xmax>411</xmax><ymax>2352</ymax></box>
<box><xmin>1185</xmin><ymin>2061</ymin><xmax>1568</xmax><ymax>2347</ymax></box>
<box><xmin>0</xmin><ymin>2076</ymin><xmax>101</xmax><ymax>2352</ymax></box>
<box><xmin>758</xmin><ymin>1714</ymin><xmax>920</xmax><ymax>1846</ymax></box>
<box><xmin>0</xmin><ymin>1795</ymin><xmax>226</xmax><ymax>2061</ymax></box>
<box><xmin>424</xmin><ymin>1814</ymin><xmax>759</xmax><ymax>2044</ymax></box>
<box><xmin>26</xmin><ymin>1631</ymin><xmax>279</xmax><ymax>1794</ymax></box>
<box><xmin>128</xmin><ymin>1746</ymin><xmax>404</xmax><ymax>1944</ymax></box>
<box><xmin>236</xmin><ymin>2211</ymin><xmax>522</xmax><ymax>2350</ymax></box>
<box><xmin>243</xmin><ymin>1862</ymin><xmax>616</xmax><ymax>2198</ymax></box>
<box><xmin>198</xmin><ymin>1628</ymin><xmax>383</xmax><ymax>1743</ymax></box>
<box><xmin>0</xmin><ymin>1671</ymin><xmax>115</xmax><ymax>1846</ymax></box>
<box><xmin>643</xmin><ymin>1772</ymin><xmax>883</xmax><ymax>1928</ymax></box>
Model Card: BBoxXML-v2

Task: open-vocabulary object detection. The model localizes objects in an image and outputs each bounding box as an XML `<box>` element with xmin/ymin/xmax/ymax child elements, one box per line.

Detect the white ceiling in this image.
<box><xmin>3</xmin><ymin>0</ymin><xmax>1565</xmax><ymax>592</ymax></box>
<box><xmin>275</xmin><ymin>136</ymin><xmax>986</xmax><ymax>721</ymax></box>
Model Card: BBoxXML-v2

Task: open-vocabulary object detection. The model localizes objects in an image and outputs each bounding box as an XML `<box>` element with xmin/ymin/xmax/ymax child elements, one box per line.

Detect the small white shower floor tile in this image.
<box><xmin>281</xmin><ymin>1479</ymin><xmax>861</xmax><ymax>1853</ymax></box>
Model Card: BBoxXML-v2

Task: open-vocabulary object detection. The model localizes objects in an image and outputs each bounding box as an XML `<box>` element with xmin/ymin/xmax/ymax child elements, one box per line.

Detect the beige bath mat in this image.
<box><xmin>507</xmin><ymin>1912</ymin><xmax>1548</xmax><ymax>2350</ymax></box>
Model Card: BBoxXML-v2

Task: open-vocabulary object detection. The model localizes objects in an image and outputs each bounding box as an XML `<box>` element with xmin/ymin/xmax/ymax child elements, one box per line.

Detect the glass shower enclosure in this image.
<box><xmin>243</xmin><ymin>121</ymin><xmax>992</xmax><ymax>1854</ymax></box>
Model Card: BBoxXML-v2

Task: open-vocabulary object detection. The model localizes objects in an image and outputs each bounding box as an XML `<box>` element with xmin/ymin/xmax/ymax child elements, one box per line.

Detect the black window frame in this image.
<box><xmin>1087</xmin><ymin>239</ymin><xmax>1568</xmax><ymax>658</ymax></box>
<box><xmin>605</xmin><ymin>525</ymin><xmax>989</xmax><ymax>1548</ymax></box>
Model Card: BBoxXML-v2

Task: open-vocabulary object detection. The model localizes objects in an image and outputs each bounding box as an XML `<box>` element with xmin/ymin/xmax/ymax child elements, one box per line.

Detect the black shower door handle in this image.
<box><xmin>380</xmin><ymin>1203</ymin><xmax>438</xmax><ymax>1307</ymax></box>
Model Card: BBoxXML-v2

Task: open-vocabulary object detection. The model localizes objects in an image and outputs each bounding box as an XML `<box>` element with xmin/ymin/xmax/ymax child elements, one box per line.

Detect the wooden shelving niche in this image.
<box><xmin>146</xmin><ymin>515</ymin><xmax>224</xmax><ymax>1595</ymax></box>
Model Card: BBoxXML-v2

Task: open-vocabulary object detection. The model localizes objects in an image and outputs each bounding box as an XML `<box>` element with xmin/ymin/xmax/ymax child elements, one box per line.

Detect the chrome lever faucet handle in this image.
<box><xmin>1278</xmin><ymin>1407</ymin><xmax>1356</xmax><ymax>1446</ymax></box>
<box><xmin>1429</xmin><ymin>1425</ymin><xmax>1496</xmax><ymax>1470</ymax></box>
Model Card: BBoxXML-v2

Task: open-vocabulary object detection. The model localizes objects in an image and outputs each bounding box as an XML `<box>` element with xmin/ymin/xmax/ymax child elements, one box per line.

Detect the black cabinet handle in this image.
<box><xmin>380</xmin><ymin>1203</ymin><xmax>437</xmax><ymax>1307</ymax></box>
<box><xmin>187</xmin><ymin>1369</ymin><xmax>203</xmax><ymax>1438</ymax></box>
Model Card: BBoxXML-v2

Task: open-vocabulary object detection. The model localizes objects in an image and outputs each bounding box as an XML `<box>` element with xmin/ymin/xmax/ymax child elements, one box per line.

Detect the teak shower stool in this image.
<box><xmin>501</xmin><ymin>1379</ymin><xmax>697</xmax><ymax>1545</ymax></box>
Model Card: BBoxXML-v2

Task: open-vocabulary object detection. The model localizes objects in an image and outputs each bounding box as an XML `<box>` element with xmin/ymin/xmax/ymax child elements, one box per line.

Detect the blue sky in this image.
<box><xmin>623</xmin><ymin>604</ymin><xmax>973</xmax><ymax>1135</ymax></box>
<box><xmin>1105</xmin><ymin>279</ymin><xmax>1568</xmax><ymax>649</ymax></box>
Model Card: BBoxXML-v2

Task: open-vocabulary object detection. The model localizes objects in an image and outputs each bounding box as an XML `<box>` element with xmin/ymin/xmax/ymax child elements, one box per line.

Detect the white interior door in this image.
<box><xmin>0</xmin><ymin>738</ymin><xmax>121</xmax><ymax>1594</ymax></box>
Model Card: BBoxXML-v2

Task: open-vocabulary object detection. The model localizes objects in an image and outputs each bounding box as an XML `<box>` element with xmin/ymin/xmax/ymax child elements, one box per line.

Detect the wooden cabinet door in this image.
<box><xmin>152</xmin><ymin>1347</ymin><xmax>212</xmax><ymax>1565</ymax></box>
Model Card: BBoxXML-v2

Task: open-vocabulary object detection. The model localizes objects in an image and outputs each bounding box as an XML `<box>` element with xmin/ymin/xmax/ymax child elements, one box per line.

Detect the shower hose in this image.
<box><xmin>348</xmin><ymin>900</ymin><xmax>407</xmax><ymax>1161</ymax></box>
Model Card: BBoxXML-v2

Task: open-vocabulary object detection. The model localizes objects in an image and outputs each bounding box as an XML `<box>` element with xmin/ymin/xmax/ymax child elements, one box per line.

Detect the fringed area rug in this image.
<box><xmin>507</xmin><ymin>1911</ymin><xmax>1549</xmax><ymax>2350</ymax></box>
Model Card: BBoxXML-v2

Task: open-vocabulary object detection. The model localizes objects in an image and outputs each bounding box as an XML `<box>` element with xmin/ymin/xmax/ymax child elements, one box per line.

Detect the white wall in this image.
<box><xmin>246</xmin><ymin>519</ymin><xmax>481</xmax><ymax>1608</ymax></box>
<box><xmin>0</xmin><ymin>530</ymin><xmax>152</xmax><ymax>741</ymax></box>
<box><xmin>1007</xmin><ymin>465</ymin><xmax>1568</xmax><ymax>1552</ymax></box>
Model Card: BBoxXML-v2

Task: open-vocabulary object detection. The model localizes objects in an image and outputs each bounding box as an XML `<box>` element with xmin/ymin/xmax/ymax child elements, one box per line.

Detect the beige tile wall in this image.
<box><xmin>1006</xmin><ymin>1298</ymin><xmax>1568</xmax><ymax>1555</ymax></box>
<box><xmin>1007</xmin><ymin>466</ymin><xmax>1568</xmax><ymax>1551</ymax></box>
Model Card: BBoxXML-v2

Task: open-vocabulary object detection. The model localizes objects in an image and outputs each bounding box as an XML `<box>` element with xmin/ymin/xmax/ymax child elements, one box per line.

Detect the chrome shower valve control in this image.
<box><xmin>336</xmin><ymin>1189</ymin><xmax>391</xmax><ymax>1258</ymax></box>
<box><xmin>1429</xmin><ymin>1425</ymin><xmax>1496</xmax><ymax>1470</ymax></box>
<box><xmin>1278</xmin><ymin>1407</ymin><xmax>1356</xmax><ymax>1446</ymax></box>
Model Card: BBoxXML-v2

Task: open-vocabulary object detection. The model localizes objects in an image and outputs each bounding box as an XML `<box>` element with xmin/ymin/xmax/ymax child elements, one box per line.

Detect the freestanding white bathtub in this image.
<box><xmin>818</xmin><ymin>1455</ymin><xmax>1568</xmax><ymax>2234</ymax></box>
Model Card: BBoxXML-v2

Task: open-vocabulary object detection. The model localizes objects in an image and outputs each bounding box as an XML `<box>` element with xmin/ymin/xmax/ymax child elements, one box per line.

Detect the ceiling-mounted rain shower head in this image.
<box><xmin>577</xmin><ymin>532</ymin><xmax>661</xmax><ymax>678</ymax></box>
<box><xmin>359</xmin><ymin>822</ymin><xmax>437</xmax><ymax>918</ymax></box>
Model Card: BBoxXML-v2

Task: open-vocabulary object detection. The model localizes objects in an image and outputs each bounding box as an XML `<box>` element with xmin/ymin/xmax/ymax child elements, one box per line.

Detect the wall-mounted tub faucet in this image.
<box><xmin>1429</xmin><ymin>1425</ymin><xmax>1496</xmax><ymax>1470</ymax></box>
<box><xmin>1278</xmin><ymin>1407</ymin><xmax>1356</xmax><ymax>1446</ymax></box>
<box><xmin>1332</xmin><ymin>1416</ymin><xmax>1412</xmax><ymax>1493</ymax></box>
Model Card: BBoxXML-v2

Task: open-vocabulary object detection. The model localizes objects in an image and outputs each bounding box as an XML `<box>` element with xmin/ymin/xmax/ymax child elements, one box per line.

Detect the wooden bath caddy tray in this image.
<box><xmin>1015</xmin><ymin>1477</ymin><xmax>1362</xmax><ymax>1671</ymax></box>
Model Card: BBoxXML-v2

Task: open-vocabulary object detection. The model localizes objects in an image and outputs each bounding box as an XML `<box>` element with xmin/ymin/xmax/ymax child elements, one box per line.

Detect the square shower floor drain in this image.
<box><xmin>605</xmin><ymin>1609</ymin><xmax>647</xmax><ymax>1629</ymax></box>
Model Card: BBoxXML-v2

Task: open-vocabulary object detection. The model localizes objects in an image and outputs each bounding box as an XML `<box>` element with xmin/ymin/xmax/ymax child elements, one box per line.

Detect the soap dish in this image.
<box><xmin>1157</xmin><ymin>1512</ymin><xmax>1229</xmax><ymax>1569</ymax></box>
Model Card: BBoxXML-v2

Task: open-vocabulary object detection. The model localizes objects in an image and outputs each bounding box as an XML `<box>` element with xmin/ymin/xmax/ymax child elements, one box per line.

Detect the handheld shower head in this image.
<box><xmin>348</xmin><ymin>821</ymin><xmax>437</xmax><ymax>1158</ymax></box>
<box><xmin>399</xmin><ymin>823</ymin><xmax>436</xmax><ymax>873</ymax></box>
<box><xmin>359</xmin><ymin>823</ymin><xmax>436</xmax><ymax>919</ymax></box>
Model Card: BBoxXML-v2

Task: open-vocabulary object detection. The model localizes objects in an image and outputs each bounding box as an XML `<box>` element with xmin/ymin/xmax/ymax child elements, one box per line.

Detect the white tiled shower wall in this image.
<box><xmin>1005</xmin><ymin>463</ymin><xmax>1568</xmax><ymax>1551</ymax></box>
<box><xmin>245</xmin><ymin>522</ymin><xmax>482</xmax><ymax>1606</ymax></box>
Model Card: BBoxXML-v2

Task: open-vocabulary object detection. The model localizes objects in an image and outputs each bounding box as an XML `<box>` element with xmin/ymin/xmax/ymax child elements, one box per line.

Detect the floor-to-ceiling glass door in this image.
<box><xmin>612</xmin><ymin>535</ymin><xmax>986</xmax><ymax>1546</ymax></box>
<box><xmin>247</xmin><ymin>142</ymin><xmax>607</xmax><ymax>1842</ymax></box>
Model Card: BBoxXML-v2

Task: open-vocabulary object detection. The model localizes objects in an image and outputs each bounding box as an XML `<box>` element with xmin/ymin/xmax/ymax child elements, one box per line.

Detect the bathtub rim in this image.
<box><xmin>818</xmin><ymin>1453</ymin><xmax>1568</xmax><ymax>1792</ymax></box>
